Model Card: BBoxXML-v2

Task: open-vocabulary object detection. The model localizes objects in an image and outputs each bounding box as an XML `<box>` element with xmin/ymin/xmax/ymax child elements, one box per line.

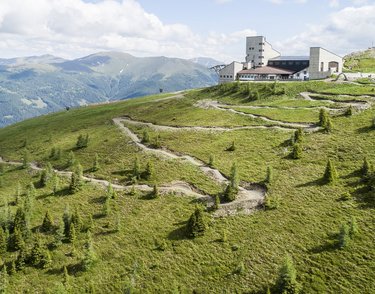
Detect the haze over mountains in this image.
<box><xmin>0</xmin><ymin>52</ymin><xmax>221</xmax><ymax>127</ymax></box>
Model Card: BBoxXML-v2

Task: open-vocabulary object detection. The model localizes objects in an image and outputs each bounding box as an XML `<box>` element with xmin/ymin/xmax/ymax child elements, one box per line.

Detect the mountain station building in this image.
<box><xmin>219</xmin><ymin>36</ymin><xmax>343</xmax><ymax>83</ymax></box>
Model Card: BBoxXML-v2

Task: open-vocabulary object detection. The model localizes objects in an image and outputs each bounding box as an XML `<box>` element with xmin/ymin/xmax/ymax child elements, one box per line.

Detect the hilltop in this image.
<box><xmin>0</xmin><ymin>81</ymin><xmax>374</xmax><ymax>293</ymax></box>
<box><xmin>344</xmin><ymin>48</ymin><xmax>375</xmax><ymax>73</ymax></box>
<box><xmin>0</xmin><ymin>52</ymin><xmax>217</xmax><ymax>128</ymax></box>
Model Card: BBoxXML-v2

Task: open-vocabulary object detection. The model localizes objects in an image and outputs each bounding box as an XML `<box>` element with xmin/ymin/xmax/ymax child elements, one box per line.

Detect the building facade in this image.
<box><xmin>219</xmin><ymin>36</ymin><xmax>343</xmax><ymax>83</ymax></box>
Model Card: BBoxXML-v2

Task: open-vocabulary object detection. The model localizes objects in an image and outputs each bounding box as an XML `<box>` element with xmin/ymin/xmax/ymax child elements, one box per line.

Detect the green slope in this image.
<box><xmin>0</xmin><ymin>81</ymin><xmax>374</xmax><ymax>293</ymax></box>
<box><xmin>344</xmin><ymin>48</ymin><xmax>375</xmax><ymax>73</ymax></box>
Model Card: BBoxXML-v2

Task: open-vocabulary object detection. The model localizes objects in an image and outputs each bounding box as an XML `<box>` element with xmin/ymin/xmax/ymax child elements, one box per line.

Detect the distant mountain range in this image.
<box><xmin>0</xmin><ymin>52</ymin><xmax>221</xmax><ymax>127</ymax></box>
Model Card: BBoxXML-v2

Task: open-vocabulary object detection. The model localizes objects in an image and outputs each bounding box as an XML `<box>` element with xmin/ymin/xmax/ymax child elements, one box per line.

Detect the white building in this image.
<box><xmin>219</xmin><ymin>36</ymin><xmax>343</xmax><ymax>83</ymax></box>
<box><xmin>245</xmin><ymin>36</ymin><xmax>281</xmax><ymax>68</ymax></box>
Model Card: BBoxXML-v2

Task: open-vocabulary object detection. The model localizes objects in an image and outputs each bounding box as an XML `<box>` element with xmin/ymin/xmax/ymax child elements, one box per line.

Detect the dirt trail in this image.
<box><xmin>195</xmin><ymin>100</ymin><xmax>319</xmax><ymax>131</ymax></box>
<box><xmin>112</xmin><ymin>118</ymin><xmax>266</xmax><ymax>217</ymax></box>
<box><xmin>299</xmin><ymin>92</ymin><xmax>372</xmax><ymax>110</ymax></box>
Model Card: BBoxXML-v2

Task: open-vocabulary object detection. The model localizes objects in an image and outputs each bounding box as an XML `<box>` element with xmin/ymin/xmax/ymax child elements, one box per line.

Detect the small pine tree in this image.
<box><xmin>22</xmin><ymin>150</ymin><xmax>30</xmax><ymax>169</ymax></box>
<box><xmin>0</xmin><ymin>228</ymin><xmax>6</xmax><ymax>254</ymax></box>
<box><xmin>39</xmin><ymin>169</ymin><xmax>48</xmax><ymax>187</ymax></box>
<box><xmin>144</xmin><ymin>161</ymin><xmax>154</xmax><ymax>180</ymax></box>
<box><xmin>338</xmin><ymin>223</ymin><xmax>350</xmax><ymax>249</ymax></box>
<box><xmin>114</xmin><ymin>213</ymin><xmax>121</xmax><ymax>232</ymax></box>
<box><xmin>0</xmin><ymin>265</ymin><xmax>8</xmax><ymax>294</ymax></box>
<box><xmin>62</xmin><ymin>206</ymin><xmax>72</xmax><ymax>238</ymax></box>
<box><xmin>345</xmin><ymin>105</ymin><xmax>353</xmax><ymax>116</ymax></box>
<box><xmin>53</xmin><ymin>222</ymin><xmax>65</xmax><ymax>248</ymax></box>
<box><xmin>15</xmin><ymin>182</ymin><xmax>22</xmax><ymax>205</ymax></box>
<box><xmin>324</xmin><ymin>116</ymin><xmax>333</xmax><ymax>133</ymax></box>
<box><xmin>291</xmin><ymin>144</ymin><xmax>302</xmax><ymax>159</ymax></box>
<box><xmin>9</xmin><ymin>261</ymin><xmax>16</xmax><ymax>276</ymax></box>
<box><xmin>319</xmin><ymin>108</ymin><xmax>328</xmax><ymax>127</ymax></box>
<box><xmin>294</xmin><ymin>128</ymin><xmax>304</xmax><ymax>144</ymax></box>
<box><xmin>12</xmin><ymin>227</ymin><xmax>25</xmax><ymax>251</ymax></box>
<box><xmin>276</xmin><ymin>255</ymin><xmax>301</xmax><ymax>294</ymax></box>
<box><xmin>41</xmin><ymin>210</ymin><xmax>54</xmax><ymax>232</ymax></box>
<box><xmin>349</xmin><ymin>217</ymin><xmax>359</xmax><ymax>238</ymax></box>
<box><xmin>265</xmin><ymin>166</ymin><xmax>273</xmax><ymax>185</ymax></box>
<box><xmin>76</xmin><ymin>134</ymin><xmax>89</xmax><ymax>149</ymax></box>
<box><xmin>63</xmin><ymin>266</ymin><xmax>70</xmax><ymax>290</ymax></box>
<box><xmin>67</xmin><ymin>151</ymin><xmax>76</xmax><ymax>167</ymax></box>
<box><xmin>323</xmin><ymin>159</ymin><xmax>338</xmax><ymax>184</ymax></box>
<box><xmin>82</xmin><ymin>236</ymin><xmax>97</xmax><ymax>271</ymax></box>
<box><xmin>132</xmin><ymin>157</ymin><xmax>141</xmax><ymax>180</ymax></box>
<box><xmin>50</xmin><ymin>146</ymin><xmax>57</xmax><ymax>159</ymax></box>
<box><xmin>52</xmin><ymin>173</ymin><xmax>60</xmax><ymax>195</ymax></box>
<box><xmin>230</xmin><ymin>162</ymin><xmax>239</xmax><ymax>189</ymax></box>
<box><xmin>69</xmin><ymin>164</ymin><xmax>83</xmax><ymax>194</ymax></box>
<box><xmin>107</xmin><ymin>183</ymin><xmax>116</xmax><ymax>200</ymax></box>
<box><xmin>68</xmin><ymin>223</ymin><xmax>76</xmax><ymax>244</ymax></box>
<box><xmin>223</xmin><ymin>183</ymin><xmax>237</xmax><ymax>202</ymax></box>
<box><xmin>71</xmin><ymin>208</ymin><xmax>83</xmax><ymax>232</ymax></box>
<box><xmin>361</xmin><ymin>157</ymin><xmax>371</xmax><ymax>178</ymax></box>
<box><xmin>141</xmin><ymin>129</ymin><xmax>150</xmax><ymax>143</ymax></box>
<box><xmin>213</xmin><ymin>194</ymin><xmax>220</xmax><ymax>210</ymax></box>
<box><xmin>15</xmin><ymin>249</ymin><xmax>27</xmax><ymax>270</ymax></box>
<box><xmin>226</xmin><ymin>141</ymin><xmax>236</xmax><ymax>151</ymax></box>
<box><xmin>29</xmin><ymin>237</ymin><xmax>44</xmax><ymax>267</ymax></box>
<box><xmin>187</xmin><ymin>207</ymin><xmax>206</xmax><ymax>238</ymax></box>
<box><xmin>92</xmin><ymin>153</ymin><xmax>100</xmax><ymax>172</ymax></box>
<box><xmin>208</xmin><ymin>154</ymin><xmax>215</xmax><ymax>167</ymax></box>
<box><xmin>151</xmin><ymin>184</ymin><xmax>159</xmax><ymax>199</ymax></box>
<box><xmin>103</xmin><ymin>196</ymin><xmax>111</xmax><ymax>216</ymax></box>
<box><xmin>86</xmin><ymin>215</ymin><xmax>94</xmax><ymax>232</ymax></box>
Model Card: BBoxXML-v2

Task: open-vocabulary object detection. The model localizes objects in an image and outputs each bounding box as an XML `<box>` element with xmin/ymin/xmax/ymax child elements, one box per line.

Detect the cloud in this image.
<box><xmin>275</xmin><ymin>4</ymin><xmax>375</xmax><ymax>56</ymax></box>
<box><xmin>0</xmin><ymin>0</ymin><xmax>249</xmax><ymax>62</ymax></box>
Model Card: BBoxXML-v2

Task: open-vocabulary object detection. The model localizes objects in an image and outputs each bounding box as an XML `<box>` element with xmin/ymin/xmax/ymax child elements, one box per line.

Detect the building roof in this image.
<box><xmin>238</xmin><ymin>66</ymin><xmax>295</xmax><ymax>75</ymax></box>
<box><xmin>270</xmin><ymin>56</ymin><xmax>310</xmax><ymax>61</ymax></box>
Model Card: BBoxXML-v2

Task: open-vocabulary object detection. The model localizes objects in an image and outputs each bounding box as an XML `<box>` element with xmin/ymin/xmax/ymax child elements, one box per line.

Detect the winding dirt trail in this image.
<box><xmin>112</xmin><ymin>118</ymin><xmax>266</xmax><ymax>216</ymax></box>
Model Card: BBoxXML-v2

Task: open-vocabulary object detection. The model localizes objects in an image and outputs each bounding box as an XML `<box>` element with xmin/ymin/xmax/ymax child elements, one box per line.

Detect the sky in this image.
<box><xmin>0</xmin><ymin>0</ymin><xmax>374</xmax><ymax>62</ymax></box>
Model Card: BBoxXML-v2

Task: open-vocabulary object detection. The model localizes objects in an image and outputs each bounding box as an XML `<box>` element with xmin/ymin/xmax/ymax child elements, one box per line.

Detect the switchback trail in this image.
<box><xmin>112</xmin><ymin>118</ymin><xmax>266</xmax><ymax>217</ymax></box>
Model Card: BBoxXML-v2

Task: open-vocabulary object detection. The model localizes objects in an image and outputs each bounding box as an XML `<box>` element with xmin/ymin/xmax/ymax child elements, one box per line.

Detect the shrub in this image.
<box><xmin>187</xmin><ymin>207</ymin><xmax>206</xmax><ymax>238</ymax></box>
<box><xmin>345</xmin><ymin>105</ymin><xmax>353</xmax><ymax>116</ymax></box>
<box><xmin>76</xmin><ymin>134</ymin><xmax>89</xmax><ymax>149</ymax></box>
<box><xmin>319</xmin><ymin>108</ymin><xmax>328</xmax><ymax>127</ymax></box>
<box><xmin>141</xmin><ymin>130</ymin><xmax>150</xmax><ymax>143</ymax></box>
<box><xmin>226</xmin><ymin>141</ymin><xmax>236</xmax><ymax>151</ymax></box>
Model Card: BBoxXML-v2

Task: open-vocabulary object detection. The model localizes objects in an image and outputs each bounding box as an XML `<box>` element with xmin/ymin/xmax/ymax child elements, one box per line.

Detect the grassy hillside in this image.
<box><xmin>0</xmin><ymin>81</ymin><xmax>374</xmax><ymax>293</ymax></box>
<box><xmin>344</xmin><ymin>48</ymin><xmax>375</xmax><ymax>73</ymax></box>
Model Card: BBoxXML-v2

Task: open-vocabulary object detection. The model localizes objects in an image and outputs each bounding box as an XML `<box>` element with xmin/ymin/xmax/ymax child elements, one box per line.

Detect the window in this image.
<box><xmin>303</xmin><ymin>71</ymin><xmax>307</xmax><ymax>75</ymax></box>
<box><xmin>320</xmin><ymin>62</ymin><xmax>324</xmax><ymax>71</ymax></box>
<box><xmin>282</xmin><ymin>62</ymin><xmax>286</xmax><ymax>65</ymax></box>
<box><xmin>220</xmin><ymin>75</ymin><xmax>222</xmax><ymax>78</ymax></box>
<box><xmin>259</xmin><ymin>56</ymin><xmax>264</xmax><ymax>59</ymax></box>
<box><xmin>288</xmin><ymin>61</ymin><xmax>293</xmax><ymax>65</ymax></box>
<box><xmin>269</xmin><ymin>62</ymin><xmax>274</xmax><ymax>65</ymax></box>
<box><xmin>296</xmin><ymin>61</ymin><xmax>300</xmax><ymax>65</ymax></box>
<box><xmin>297</xmin><ymin>73</ymin><xmax>300</xmax><ymax>77</ymax></box>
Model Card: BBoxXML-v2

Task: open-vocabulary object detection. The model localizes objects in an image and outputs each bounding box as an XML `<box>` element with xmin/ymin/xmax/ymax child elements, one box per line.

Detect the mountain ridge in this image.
<box><xmin>0</xmin><ymin>52</ymin><xmax>218</xmax><ymax>127</ymax></box>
